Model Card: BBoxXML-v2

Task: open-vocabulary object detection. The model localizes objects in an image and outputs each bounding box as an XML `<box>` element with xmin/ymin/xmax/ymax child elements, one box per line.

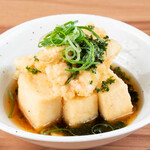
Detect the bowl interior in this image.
<box><xmin>0</xmin><ymin>14</ymin><xmax>150</xmax><ymax>139</ymax></box>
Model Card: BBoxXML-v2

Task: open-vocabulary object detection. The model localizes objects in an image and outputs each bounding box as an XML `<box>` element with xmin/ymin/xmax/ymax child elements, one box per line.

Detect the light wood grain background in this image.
<box><xmin>0</xmin><ymin>0</ymin><xmax>150</xmax><ymax>149</ymax></box>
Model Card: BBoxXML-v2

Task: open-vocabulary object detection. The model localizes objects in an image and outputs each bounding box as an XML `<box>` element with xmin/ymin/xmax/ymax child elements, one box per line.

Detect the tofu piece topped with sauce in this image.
<box><xmin>98</xmin><ymin>70</ymin><xmax>133</xmax><ymax>121</ymax></box>
<box><xmin>63</xmin><ymin>94</ymin><xmax>98</xmax><ymax>127</ymax></box>
<box><xmin>18</xmin><ymin>72</ymin><xmax>62</xmax><ymax>129</ymax></box>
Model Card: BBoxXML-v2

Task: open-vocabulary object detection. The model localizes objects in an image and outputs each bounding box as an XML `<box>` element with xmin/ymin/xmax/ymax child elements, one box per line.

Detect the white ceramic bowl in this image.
<box><xmin>0</xmin><ymin>14</ymin><xmax>150</xmax><ymax>149</ymax></box>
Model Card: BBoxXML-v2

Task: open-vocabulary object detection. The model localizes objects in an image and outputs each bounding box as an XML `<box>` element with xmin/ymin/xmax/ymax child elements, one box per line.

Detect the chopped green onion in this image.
<box><xmin>41</xmin><ymin>128</ymin><xmax>76</xmax><ymax>136</ymax></box>
<box><xmin>100</xmin><ymin>76</ymin><xmax>115</xmax><ymax>92</ymax></box>
<box><xmin>33</xmin><ymin>56</ymin><xmax>39</xmax><ymax>61</ymax></box>
<box><xmin>89</xmin><ymin>80</ymin><xmax>93</xmax><ymax>84</ymax></box>
<box><xmin>38</xmin><ymin>20</ymin><xmax>109</xmax><ymax>83</ymax></box>
<box><xmin>26</xmin><ymin>66</ymin><xmax>41</xmax><ymax>74</ymax></box>
<box><xmin>78</xmin><ymin>26</ymin><xmax>104</xmax><ymax>43</ymax></box>
<box><xmin>65</xmin><ymin>71</ymin><xmax>79</xmax><ymax>85</ymax></box>
<box><xmin>112</xmin><ymin>66</ymin><xmax>130</xmax><ymax>82</ymax></box>
<box><xmin>8</xmin><ymin>90</ymin><xmax>15</xmax><ymax>118</ymax></box>
<box><xmin>95</xmin><ymin>76</ymin><xmax>115</xmax><ymax>93</ymax></box>
<box><xmin>95</xmin><ymin>87</ymin><xmax>100</xmax><ymax>93</ymax></box>
<box><xmin>91</xmin><ymin>123</ymin><xmax>114</xmax><ymax>134</ymax></box>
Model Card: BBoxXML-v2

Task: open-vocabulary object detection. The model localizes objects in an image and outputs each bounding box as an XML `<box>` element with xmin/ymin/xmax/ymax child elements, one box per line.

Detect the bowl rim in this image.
<box><xmin>0</xmin><ymin>13</ymin><xmax>150</xmax><ymax>143</ymax></box>
<box><xmin>0</xmin><ymin>116</ymin><xmax>150</xmax><ymax>142</ymax></box>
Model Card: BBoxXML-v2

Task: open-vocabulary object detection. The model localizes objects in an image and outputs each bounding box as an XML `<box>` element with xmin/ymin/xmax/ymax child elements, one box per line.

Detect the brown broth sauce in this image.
<box><xmin>5</xmin><ymin>80</ymin><xmax>36</xmax><ymax>133</ymax></box>
<box><xmin>4</xmin><ymin>66</ymin><xmax>142</xmax><ymax>135</ymax></box>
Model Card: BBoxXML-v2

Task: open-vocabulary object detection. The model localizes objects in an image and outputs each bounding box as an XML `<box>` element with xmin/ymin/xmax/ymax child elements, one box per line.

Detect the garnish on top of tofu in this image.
<box><xmin>11</xmin><ymin>21</ymin><xmax>134</xmax><ymax>132</ymax></box>
<box><xmin>38</xmin><ymin>21</ymin><xmax>109</xmax><ymax>84</ymax></box>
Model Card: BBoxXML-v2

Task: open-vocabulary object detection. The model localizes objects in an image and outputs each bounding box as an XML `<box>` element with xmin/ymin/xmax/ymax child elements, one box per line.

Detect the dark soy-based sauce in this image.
<box><xmin>5</xmin><ymin>66</ymin><xmax>142</xmax><ymax>136</ymax></box>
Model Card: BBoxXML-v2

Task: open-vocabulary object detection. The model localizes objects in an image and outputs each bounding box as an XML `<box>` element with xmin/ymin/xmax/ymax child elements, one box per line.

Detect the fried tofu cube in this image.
<box><xmin>63</xmin><ymin>94</ymin><xmax>98</xmax><ymax>127</ymax></box>
<box><xmin>98</xmin><ymin>71</ymin><xmax>133</xmax><ymax>121</ymax></box>
<box><xmin>51</xmin><ymin>132</ymin><xmax>64</xmax><ymax>136</ymax></box>
<box><xmin>104</xmin><ymin>39</ymin><xmax>121</xmax><ymax>67</ymax></box>
<box><xmin>18</xmin><ymin>73</ymin><xmax>62</xmax><ymax>129</ymax></box>
<box><xmin>45</xmin><ymin>62</ymin><xmax>70</xmax><ymax>86</ymax></box>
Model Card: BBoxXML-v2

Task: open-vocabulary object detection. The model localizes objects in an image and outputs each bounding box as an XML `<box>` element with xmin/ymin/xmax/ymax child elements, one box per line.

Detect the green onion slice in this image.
<box><xmin>8</xmin><ymin>90</ymin><xmax>15</xmax><ymax>118</ymax></box>
<box><xmin>38</xmin><ymin>20</ymin><xmax>108</xmax><ymax>80</ymax></box>
<box><xmin>41</xmin><ymin>128</ymin><xmax>76</xmax><ymax>136</ymax></box>
<box><xmin>91</xmin><ymin>123</ymin><xmax>114</xmax><ymax>134</ymax></box>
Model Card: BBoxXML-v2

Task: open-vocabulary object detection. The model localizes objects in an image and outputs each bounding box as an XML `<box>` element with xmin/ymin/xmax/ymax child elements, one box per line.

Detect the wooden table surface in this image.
<box><xmin>0</xmin><ymin>0</ymin><xmax>150</xmax><ymax>149</ymax></box>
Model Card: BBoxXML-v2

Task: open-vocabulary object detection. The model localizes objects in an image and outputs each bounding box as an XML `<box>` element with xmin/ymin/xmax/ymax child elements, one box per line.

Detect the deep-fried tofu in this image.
<box><xmin>63</xmin><ymin>94</ymin><xmax>98</xmax><ymax>127</ymax></box>
<box><xmin>18</xmin><ymin>73</ymin><xmax>62</xmax><ymax>129</ymax></box>
<box><xmin>98</xmin><ymin>71</ymin><xmax>133</xmax><ymax>121</ymax></box>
